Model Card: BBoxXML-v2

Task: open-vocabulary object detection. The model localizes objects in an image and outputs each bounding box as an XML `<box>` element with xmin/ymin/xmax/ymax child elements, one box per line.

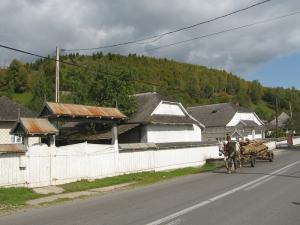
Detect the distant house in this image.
<box><xmin>0</xmin><ymin>96</ymin><xmax>36</xmax><ymax>144</ymax></box>
<box><xmin>187</xmin><ymin>103</ymin><xmax>265</xmax><ymax>141</ymax></box>
<box><xmin>268</xmin><ymin>112</ymin><xmax>290</xmax><ymax>130</ymax></box>
<box><xmin>69</xmin><ymin>92</ymin><xmax>205</xmax><ymax>144</ymax></box>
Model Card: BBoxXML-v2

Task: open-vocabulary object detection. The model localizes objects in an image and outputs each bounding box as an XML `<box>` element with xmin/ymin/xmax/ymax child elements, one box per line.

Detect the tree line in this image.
<box><xmin>0</xmin><ymin>53</ymin><xmax>299</xmax><ymax>126</ymax></box>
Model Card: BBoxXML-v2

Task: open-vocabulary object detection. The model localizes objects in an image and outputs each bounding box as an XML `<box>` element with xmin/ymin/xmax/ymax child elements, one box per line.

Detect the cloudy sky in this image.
<box><xmin>0</xmin><ymin>0</ymin><xmax>300</xmax><ymax>88</ymax></box>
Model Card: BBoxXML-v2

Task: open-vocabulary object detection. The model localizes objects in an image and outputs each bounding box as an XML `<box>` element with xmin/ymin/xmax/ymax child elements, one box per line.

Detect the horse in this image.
<box><xmin>219</xmin><ymin>141</ymin><xmax>241</xmax><ymax>174</ymax></box>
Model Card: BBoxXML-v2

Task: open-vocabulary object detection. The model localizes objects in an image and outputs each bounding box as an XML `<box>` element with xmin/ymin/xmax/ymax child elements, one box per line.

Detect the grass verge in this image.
<box><xmin>0</xmin><ymin>163</ymin><xmax>219</xmax><ymax>212</ymax></box>
<box><xmin>0</xmin><ymin>187</ymin><xmax>42</xmax><ymax>212</ymax></box>
<box><xmin>60</xmin><ymin>163</ymin><xmax>218</xmax><ymax>193</ymax></box>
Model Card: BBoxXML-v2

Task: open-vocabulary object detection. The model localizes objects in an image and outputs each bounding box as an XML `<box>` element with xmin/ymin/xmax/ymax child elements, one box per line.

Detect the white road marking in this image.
<box><xmin>145</xmin><ymin>160</ymin><xmax>300</xmax><ymax>225</ymax></box>
<box><xmin>165</xmin><ymin>218</ymin><xmax>182</xmax><ymax>225</ymax></box>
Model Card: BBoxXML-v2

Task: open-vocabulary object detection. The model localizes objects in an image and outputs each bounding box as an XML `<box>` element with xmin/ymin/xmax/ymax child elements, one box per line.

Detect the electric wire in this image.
<box><xmin>63</xmin><ymin>0</ymin><xmax>272</xmax><ymax>52</ymax></box>
<box><xmin>142</xmin><ymin>11</ymin><xmax>300</xmax><ymax>53</ymax></box>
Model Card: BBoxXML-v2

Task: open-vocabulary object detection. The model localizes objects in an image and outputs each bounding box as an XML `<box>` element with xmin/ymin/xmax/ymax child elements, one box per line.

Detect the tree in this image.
<box><xmin>248</xmin><ymin>80</ymin><xmax>263</xmax><ymax>103</ymax></box>
<box><xmin>5</xmin><ymin>59</ymin><xmax>28</xmax><ymax>93</ymax></box>
<box><xmin>89</xmin><ymin>71</ymin><xmax>136</xmax><ymax>116</ymax></box>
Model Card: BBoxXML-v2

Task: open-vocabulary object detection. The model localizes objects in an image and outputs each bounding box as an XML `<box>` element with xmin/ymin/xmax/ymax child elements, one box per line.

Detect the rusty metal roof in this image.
<box><xmin>41</xmin><ymin>102</ymin><xmax>126</xmax><ymax>120</ymax></box>
<box><xmin>0</xmin><ymin>144</ymin><xmax>26</xmax><ymax>154</ymax></box>
<box><xmin>10</xmin><ymin>118</ymin><xmax>59</xmax><ymax>135</ymax></box>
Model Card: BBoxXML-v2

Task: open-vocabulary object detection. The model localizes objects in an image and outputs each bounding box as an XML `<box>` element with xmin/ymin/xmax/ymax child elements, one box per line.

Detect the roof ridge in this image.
<box><xmin>46</xmin><ymin>102</ymin><xmax>118</xmax><ymax>110</ymax></box>
<box><xmin>187</xmin><ymin>102</ymin><xmax>231</xmax><ymax>109</ymax></box>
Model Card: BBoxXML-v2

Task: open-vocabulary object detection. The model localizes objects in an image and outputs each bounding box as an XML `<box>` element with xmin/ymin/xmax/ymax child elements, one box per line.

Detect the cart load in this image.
<box><xmin>239</xmin><ymin>140</ymin><xmax>274</xmax><ymax>163</ymax></box>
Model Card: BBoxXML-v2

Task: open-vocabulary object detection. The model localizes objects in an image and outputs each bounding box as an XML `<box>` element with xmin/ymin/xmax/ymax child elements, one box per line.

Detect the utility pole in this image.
<box><xmin>275</xmin><ymin>97</ymin><xmax>279</xmax><ymax>138</ymax></box>
<box><xmin>55</xmin><ymin>47</ymin><xmax>60</xmax><ymax>103</ymax></box>
<box><xmin>289</xmin><ymin>101</ymin><xmax>293</xmax><ymax>119</ymax></box>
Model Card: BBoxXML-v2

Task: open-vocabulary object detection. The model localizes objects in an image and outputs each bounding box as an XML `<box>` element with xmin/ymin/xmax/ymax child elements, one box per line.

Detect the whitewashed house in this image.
<box><xmin>187</xmin><ymin>103</ymin><xmax>265</xmax><ymax>141</ymax></box>
<box><xmin>118</xmin><ymin>92</ymin><xmax>205</xmax><ymax>143</ymax></box>
<box><xmin>0</xmin><ymin>96</ymin><xmax>36</xmax><ymax>144</ymax></box>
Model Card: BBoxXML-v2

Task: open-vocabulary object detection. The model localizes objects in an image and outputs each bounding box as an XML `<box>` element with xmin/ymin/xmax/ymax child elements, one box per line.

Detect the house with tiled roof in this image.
<box><xmin>0</xmin><ymin>96</ymin><xmax>36</xmax><ymax>144</ymax></box>
<box><xmin>187</xmin><ymin>102</ymin><xmax>265</xmax><ymax>141</ymax></box>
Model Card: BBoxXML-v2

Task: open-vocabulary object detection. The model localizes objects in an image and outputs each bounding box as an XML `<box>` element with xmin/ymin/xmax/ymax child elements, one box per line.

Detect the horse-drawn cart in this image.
<box><xmin>239</xmin><ymin>140</ymin><xmax>274</xmax><ymax>167</ymax></box>
<box><xmin>220</xmin><ymin>140</ymin><xmax>274</xmax><ymax>173</ymax></box>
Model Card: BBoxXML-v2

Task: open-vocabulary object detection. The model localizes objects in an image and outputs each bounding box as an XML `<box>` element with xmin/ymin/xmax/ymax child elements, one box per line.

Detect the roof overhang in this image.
<box><xmin>10</xmin><ymin>118</ymin><xmax>59</xmax><ymax>136</ymax></box>
<box><xmin>39</xmin><ymin>102</ymin><xmax>127</xmax><ymax>122</ymax></box>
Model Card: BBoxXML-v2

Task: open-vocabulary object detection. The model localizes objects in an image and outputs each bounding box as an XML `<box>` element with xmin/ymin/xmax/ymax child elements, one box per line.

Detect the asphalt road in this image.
<box><xmin>1</xmin><ymin>149</ymin><xmax>300</xmax><ymax>225</ymax></box>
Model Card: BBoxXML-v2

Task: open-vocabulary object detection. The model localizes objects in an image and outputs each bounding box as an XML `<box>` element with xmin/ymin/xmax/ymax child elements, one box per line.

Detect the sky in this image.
<box><xmin>0</xmin><ymin>0</ymin><xmax>300</xmax><ymax>88</ymax></box>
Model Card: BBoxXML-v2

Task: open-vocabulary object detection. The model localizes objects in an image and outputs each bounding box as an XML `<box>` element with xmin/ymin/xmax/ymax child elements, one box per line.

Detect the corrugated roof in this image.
<box><xmin>10</xmin><ymin>118</ymin><xmax>58</xmax><ymax>135</ymax></box>
<box><xmin>41</xmin><ymin>102</ymin><xmax>126</xmax><ymax>120</ymax></box>
<box><xmin>187</xmin><ymin>103</ymin><xmax>252</xmax><ymax>127</ymax></box>
<box><xmin>0</xmin><ymin>96</ymin><xmax>36</xmax><ymax>121</ymax></box>
<box><xmin>0</xmin><ymin>144</ymin><xmax>26</xmax><ymax>154</ymax></box>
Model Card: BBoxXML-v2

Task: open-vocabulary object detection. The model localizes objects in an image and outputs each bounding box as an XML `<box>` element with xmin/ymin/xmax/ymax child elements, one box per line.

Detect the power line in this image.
<box><xmin>0</xmin><ymin>42</ymin><xmax>189</xmax><ymax>94</ymax></box>
<box><xmin>0</xmin><ymin>43</ymin><xmax>164</xmax><ymax>88</ymax></box>
<box><xmin>2</xmin><ymin>11</ymin><xmax>299</xmax><ymax>97</ymax></box>
<box><xmin>63</xmin><ymin>0</ymin><xmax>272</xmax><ymax>52</ymax></box>
<box><xmin>0</xmin><ymin>44</ymin><xmax>85</xmax><ymax>68</ymax></box>
<box><xmin>142</xmin><ymin>11</ymin><xmax>300</xmax><ymax>53</ymax></box>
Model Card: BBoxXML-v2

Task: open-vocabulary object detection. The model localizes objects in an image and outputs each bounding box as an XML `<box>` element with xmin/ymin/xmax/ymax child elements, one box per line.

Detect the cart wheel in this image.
<box><xmin>269</xmin><ymin>151</ymin><xmax>274</xmax><ymax>162</ymax></box>
<box><xmin>250</xmin><ymin>156</ymin><xmax>256</xmax><ymax>167</ymax></box>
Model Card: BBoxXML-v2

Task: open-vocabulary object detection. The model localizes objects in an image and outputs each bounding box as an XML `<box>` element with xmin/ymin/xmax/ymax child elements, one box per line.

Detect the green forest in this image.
<box><xmin>0</xmin><ymin>53</ymin><xmax>299</xmax><ymax>125</ymax></box>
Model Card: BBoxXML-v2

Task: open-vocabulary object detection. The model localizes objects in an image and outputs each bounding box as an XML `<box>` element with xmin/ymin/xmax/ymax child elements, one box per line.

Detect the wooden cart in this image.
<box><xmin>239</xmin><ymin>140</ymin><xmax>274</xmax><ymax>167</ymax></box>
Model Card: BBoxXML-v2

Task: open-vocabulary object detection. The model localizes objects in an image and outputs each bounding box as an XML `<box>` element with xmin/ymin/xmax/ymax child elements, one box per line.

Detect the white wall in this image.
<box><xmin>146</xmin><ymin>124</ymin><xmax>202</xmax><ymax>143</ymax></box>
<box><xmin>275</xmin><ymin>137</ymin><xmax>300</xmax><ymax>147</ymax></box>
<box><xmin>293</xmin><ymin>137</ymin><xmax>300</xmax><ymax>145</ymax></box>
<box><xmin>0</xmin><ymin>122</ymin><xmax>14</xmax><ymax>144</ymax></box>
<box><xmin>246</xmin><ymin>133</ymin><xmax>263</xmax><ymax>140</ymax></box>
<box><xmin>227</xmin><ymin>112</ymin><xmax>262</xmax><ymax>127</ymax></box>
<box><xmin>0</xmin><ymin>142</ymin><xmax>220</xmax><ymax>188</ymax></box>
<box><xmin>0</xmin><ymin>122</ymin><xmax>40</xmax><ymax>145</ymax></box>
<box><xmin>3</xmin><ymin>137</ymin><xmax>298</xmax><ymax>188</ymax></box>
<box><xmin>151</xmin><ymin>102</ymin><xmax>185</xmax><ymax>116</ymax></box>
<box><xmin>154</xmin><ymin>145</ymin><xmax>219</xmax><ymax>171</ymax></box>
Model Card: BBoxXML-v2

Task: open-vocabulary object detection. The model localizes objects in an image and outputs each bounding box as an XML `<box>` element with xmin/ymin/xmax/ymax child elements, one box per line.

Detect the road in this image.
<box><xmin>1</xmin><ymin>149</ymin><xmax>300</xmax><ymax>225</ymax></box>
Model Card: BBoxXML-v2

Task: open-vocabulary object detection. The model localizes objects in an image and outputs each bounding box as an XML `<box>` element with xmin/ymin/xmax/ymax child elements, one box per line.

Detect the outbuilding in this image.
<box><xmin>10</xmin><ymin>118</ymin><xmax>59</xmax><ymax>146</ymax></box>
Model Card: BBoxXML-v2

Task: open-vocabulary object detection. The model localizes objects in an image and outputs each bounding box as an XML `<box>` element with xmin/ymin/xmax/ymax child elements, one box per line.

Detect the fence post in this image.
<box><xmin>50</xmin><ymin>145</ymin><xmax>56</xmax><ymax>186</ymax></box>
<box><xmin>111</xmin><ymin>122</ymin><xmax>119</xmax><ymax>152</ymax></box>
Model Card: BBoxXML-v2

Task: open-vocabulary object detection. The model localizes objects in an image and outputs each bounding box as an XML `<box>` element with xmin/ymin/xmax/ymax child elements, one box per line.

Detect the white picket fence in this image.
<box><xmin>2</xmin><ymin>137</ymin><xmax>298</xmax><ymax>188</ymax></box>
<box><xmin>0</xmin><ymin>143</ymin><xmax>220</xmax><ymax>188</ymax></box>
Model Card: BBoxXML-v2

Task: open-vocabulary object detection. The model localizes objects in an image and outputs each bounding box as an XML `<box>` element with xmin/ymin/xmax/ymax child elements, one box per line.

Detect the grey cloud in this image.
<box><xmin>0</xmin><ymin>0</ymin><xmax>300</xmax><ymax>77</ymax></box>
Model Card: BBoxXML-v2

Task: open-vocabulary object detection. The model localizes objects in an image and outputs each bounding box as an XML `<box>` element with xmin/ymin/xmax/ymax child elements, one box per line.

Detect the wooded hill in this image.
<box><xmin>0</xmin><ymin>52</ymin><xmax>299</xmax><ymax>122</ymax></box>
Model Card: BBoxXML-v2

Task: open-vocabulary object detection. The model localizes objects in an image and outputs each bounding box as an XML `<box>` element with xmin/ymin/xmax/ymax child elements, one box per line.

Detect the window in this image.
<box><xmin>14</xmin><ymin>135</ymin><xmax>23</xmax><ymax>144</ymax></box>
